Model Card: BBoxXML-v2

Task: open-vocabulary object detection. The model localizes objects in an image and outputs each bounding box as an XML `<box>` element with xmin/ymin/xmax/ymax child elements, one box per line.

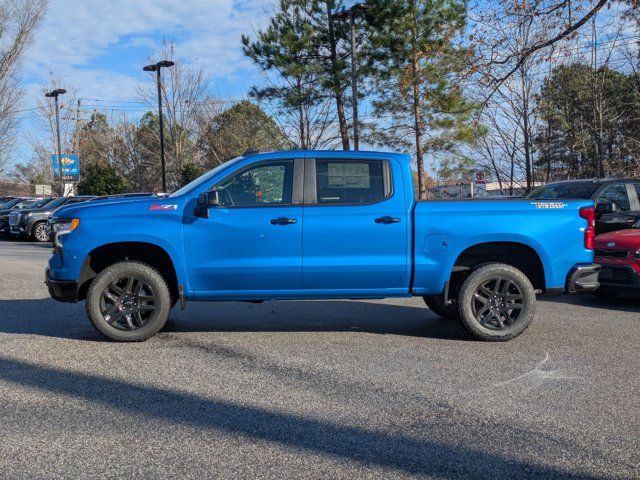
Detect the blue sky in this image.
<box><xmin>23</xmin><ymin>0</ymin><xmax>274</xmax><ymax>99</ymax></box>
<box><xmin>12</xmin><ymin>0</ymin><xmax>279</xmax><ymax>167</ymax></box>
<box><xmin>11</xmin><ymin>0</ymin><xmax>635</xmax><ymax>172</ymax></box>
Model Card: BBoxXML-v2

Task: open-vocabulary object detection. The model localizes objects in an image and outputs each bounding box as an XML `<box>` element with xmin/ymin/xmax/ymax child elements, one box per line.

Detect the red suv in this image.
<box><xmin>594</xmin><ymin>223</ymin><xmax>640</xmax><ymax>296</ymax></box>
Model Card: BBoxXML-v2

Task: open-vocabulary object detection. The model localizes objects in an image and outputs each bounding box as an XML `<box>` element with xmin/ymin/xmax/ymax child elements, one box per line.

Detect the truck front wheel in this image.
<box><xmin>86</xmin><ymin>261</ymin><xmax>171</xmax><ymax>342</ymax></box>
<box><xmin>457</xmin><ymin>263</ymin><xmax>535</xmax><ymax>341</ymax></box>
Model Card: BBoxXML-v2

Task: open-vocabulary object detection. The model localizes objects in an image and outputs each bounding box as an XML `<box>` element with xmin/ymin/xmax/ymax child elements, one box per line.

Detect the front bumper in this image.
<box><xmin>9</xmin><ymin>224</ymin><xmax>28</xmax><ymax>237</ymax></box>
<box><xmin>566</xmin><ymin>263</ymin><xmax>601</xmax><ymax>293</ymax></box>
<box><xmin>45</xmin><ymin>268</ymin><xmax>78</xmax><ymax>303</ymax></box>
<box><xmin>597</xmin><ymin>264</ymin><xmax>640</xmax><ymax>291</ymax></box>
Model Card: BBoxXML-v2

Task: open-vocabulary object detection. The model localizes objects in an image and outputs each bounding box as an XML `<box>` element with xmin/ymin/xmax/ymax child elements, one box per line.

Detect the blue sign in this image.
<box><xmin>52</xmin><ymin>154</ymin><xmax>80</xmax><ymax>181</ymax></box>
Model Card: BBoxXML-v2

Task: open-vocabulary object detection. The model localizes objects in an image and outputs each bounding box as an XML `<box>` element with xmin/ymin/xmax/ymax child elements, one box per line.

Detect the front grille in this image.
<box><xmin>595</xmin><ymin>249</ymin><xmax>629</xmax><ymax>258</ymax></box>
<box><xmin>8</xmin><ymin>213</ymin><xmax>21</xmax><ymax>226</ymax></box>
<box><xmin>599</xmin><ymin>266</ymin><xmax>635</xmax><ymax>285</ymax></box>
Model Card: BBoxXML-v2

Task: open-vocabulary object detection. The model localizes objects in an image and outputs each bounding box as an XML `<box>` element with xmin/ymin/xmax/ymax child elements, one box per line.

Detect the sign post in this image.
<box><xmin>52</xmin><ymin>154</ymin><xmax>80</xmax><ymax>196</ymax></box>
<box><xmin>471</xmin><ymin>169</ymin><xmax>488</xmax><ymax>198</ymax></box>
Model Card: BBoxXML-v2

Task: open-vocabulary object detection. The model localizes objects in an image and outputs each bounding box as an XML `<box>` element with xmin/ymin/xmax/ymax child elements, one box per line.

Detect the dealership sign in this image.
<box><xmin>52</xmin><ymin>154</ymin><xmax>80</xmax><ymax>181</ymax></box>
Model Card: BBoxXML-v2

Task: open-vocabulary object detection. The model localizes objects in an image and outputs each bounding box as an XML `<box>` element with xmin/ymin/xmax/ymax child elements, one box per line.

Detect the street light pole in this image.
<box><xmin>45</xmin><ymin>88</ymin><xmax>67</xmax><ymax>193</ymax></box>
<box><xmin>332</xmin><ymin>2</ymin><xmax>372</xmax><ymax>151</ymax></box>
<box><xmin>143</xmin><ymin>60</ymin><xmax>175</xmax><ymax>193</ymax></box>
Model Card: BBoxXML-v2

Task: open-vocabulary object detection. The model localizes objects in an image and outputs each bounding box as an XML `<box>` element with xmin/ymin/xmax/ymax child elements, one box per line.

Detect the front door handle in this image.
<box><xmin>270</xmin><ymin>217</ymin><xmax>297</xmax><ymax>225</ymax></box>
<box><xmin>375</xmin><ymin>216</ymin><xmax>401</xmax><ymax>224</ymax></box>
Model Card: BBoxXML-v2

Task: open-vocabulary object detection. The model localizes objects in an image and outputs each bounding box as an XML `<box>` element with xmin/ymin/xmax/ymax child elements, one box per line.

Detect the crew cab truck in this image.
<box><xmin>45</xmin><ymin>151</ymin><xmax>600</xmax><ymax>342</ymax></box>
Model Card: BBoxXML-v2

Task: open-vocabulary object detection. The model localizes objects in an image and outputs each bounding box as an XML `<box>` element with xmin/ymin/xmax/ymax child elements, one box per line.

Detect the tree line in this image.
<box><xmin>1</xmin><ymin>0</ymin><xmax>638</xmax><ymax>198</ymax></box>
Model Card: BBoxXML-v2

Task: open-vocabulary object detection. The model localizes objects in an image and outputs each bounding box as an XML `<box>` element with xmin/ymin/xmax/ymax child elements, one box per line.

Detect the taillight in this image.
<box><xmin>580</xmin><ymin>206</ymin><xmax>596</xmax><ymax>250</ymax></box>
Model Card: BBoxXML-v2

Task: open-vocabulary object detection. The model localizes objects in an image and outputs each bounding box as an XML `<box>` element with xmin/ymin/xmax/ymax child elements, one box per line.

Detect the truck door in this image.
<box><xmin>184</xmin><ymin>159</ymin><xmax>304</xmax><ymax>297</ymax></box>
<box><xmin>302</xmin><ymin>157</ymin><xmax>409</xmax><ymax>293</ymax></box>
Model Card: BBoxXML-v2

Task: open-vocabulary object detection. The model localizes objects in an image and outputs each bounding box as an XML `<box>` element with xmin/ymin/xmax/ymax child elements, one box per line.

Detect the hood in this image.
<box><xmin>594</xmin><ymin>229</ymin><xmax>640</xmax><ymax>251</ymax></box>
<box><xmin>53</xmin><ymin>195</ymin><xmax>176</xmax><ymax>220</ymax></box>
<box><xmin>9</xmin><ymin>207</ymin><xmax>51</xmax><ymax>216</ymax></box>
<box><xmin>0</xmin><ymin>208</ymin><xmax>17</xmax><ymax>216</ymax></box>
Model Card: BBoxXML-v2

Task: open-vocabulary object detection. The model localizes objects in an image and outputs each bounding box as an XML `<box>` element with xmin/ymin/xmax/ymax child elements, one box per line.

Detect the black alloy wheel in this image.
<box><xmin>99</xmin><ymin>275</ymin><xmax>157</xmax><ymax>331</ymax></box>
<box><xmin>471</xmin><ymin>277</ymin><xmax>524</xmax><ymax>330</ymax></box>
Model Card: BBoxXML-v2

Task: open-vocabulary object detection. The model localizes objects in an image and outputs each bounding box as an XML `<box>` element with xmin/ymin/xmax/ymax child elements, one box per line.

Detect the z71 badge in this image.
<box><xmin>531</xmin><ymin>202</ymin><xmax>568</xmax><ymax>209</ymax></box>
<box><xmin>149</xmin><ymin>204</ymin><xmax>178</xmax><ymax>211</ymax></box>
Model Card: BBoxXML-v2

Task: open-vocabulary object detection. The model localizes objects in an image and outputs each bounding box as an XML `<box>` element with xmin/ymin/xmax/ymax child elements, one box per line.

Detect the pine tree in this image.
<box><xmin>365</xmin><ymin>0</ymin><xmax>477</xmax><ymax>198</ymax></box>
<box><xmin>242</xmin><ymin>0</ymin><xmax>352</xmax><ymax>150</ymax></box>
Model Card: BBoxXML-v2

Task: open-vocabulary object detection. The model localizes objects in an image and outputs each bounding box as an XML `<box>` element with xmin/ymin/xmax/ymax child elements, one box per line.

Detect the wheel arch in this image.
<box><xmin>78</xmin><ymin>242</ymin><xmax>179</xmax><ymax>301</ymax></box>
<box><xmin>450</xmin><ymin>241</ymin><xmax>545</xmax><ymax>293</ymax></box>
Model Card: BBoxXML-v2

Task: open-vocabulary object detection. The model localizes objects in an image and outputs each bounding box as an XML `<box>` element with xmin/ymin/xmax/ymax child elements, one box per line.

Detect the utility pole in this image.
<box><xmin>74</xmin><ymin>98</ymin><xmax>82</xmax><ymax>154</ymax></box>
<box><xmin>331</xmin><ymin>2</ymin><xmax>372</xmax><ymax>151</ymax></box>
<box><xmin>143</xmin><ymin>60</ymin><xmax>175</xmax><ymax>193</ymax></box>
<box><xmin>45</xmin><ymin>88</ymin><xmax>67</xmax><ymax>194</ymax></box>
<box><xmin>73</xmin><ymin>98</ymin><xmax>82</xmax><ymax>155</ymax></box>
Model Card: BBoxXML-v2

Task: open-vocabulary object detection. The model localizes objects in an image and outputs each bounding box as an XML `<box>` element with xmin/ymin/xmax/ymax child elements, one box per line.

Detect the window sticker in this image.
<box><xmin>327</xmin><ymin>162</ymin><xmax>371</xmax><ymax>189</ymax></box>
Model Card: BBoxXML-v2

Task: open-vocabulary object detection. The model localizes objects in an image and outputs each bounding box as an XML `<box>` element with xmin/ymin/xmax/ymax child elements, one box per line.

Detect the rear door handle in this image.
<box><xmin>375</xmin><ymin>216</ymin><xmax>401</xmax><ymax>224</ymax></box>
<box><xmin>270</xmin><ymin>217</ymin><xmax>297</xmax><ymax>225</ymax></box>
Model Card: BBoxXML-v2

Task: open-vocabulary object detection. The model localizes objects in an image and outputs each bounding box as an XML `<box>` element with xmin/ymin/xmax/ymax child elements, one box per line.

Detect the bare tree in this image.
<box><xmin>138</xmin><ymin>40</ymin><xmax>211</xmax><ymax>189</ymax></box>
<box><xmin>472</xmin><ymin>3</ymin><xmax>552</xmax><ymax>192</ymax></box>
<box><xmin>472</xmin><ymin>0</ymin><xmax>610</xmax><ymax>99</ymax></box>
<box><xmin>0</xmin><ymin>0</ymin><xmax>47</xmax><ymax>175</ymax></box>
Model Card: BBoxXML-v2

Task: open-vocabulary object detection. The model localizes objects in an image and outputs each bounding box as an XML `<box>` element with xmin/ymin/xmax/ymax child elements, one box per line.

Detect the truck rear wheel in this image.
<box><xmin>457</xmin><ymin>263</ymin><xmax>535</xmax><ymax>341</ymax></box>
<box><xmin>86</xmin><ymin>261</ymin><xmax>171</xmax><ymax>342</ymax></box>
<box><xmin>423</xmin><ymin>295</ymin><xmax>458</xmax><ymax>319</ymax></box>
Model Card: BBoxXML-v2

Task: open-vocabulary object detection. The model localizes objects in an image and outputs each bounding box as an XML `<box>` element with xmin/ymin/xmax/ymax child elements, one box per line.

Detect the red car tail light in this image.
<box><xmin>580</xmin><ymin>206</ymin><xmax>596</xmax><ymax>250</ymax></box>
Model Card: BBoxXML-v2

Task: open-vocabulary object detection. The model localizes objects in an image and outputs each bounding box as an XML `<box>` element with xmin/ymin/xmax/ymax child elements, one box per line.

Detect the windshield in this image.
<box><xmin>1</xmin><ymin>198</ymin><xmax>24</xmax><ymax>209</ymax></box>
<box><xmin>40</xmin><ymin>197</ymin><xmax>68</xmax><ymax>209</ymax></box>
<box><xmin>23</xmin><ymin>198</ymin><xmax>50</xmax><ymax>209</ymax></box>
<box><xmin>527</xmin><ymin>182</ymin><xmax>599</xmax><ymax>200</ymax></box>
<box><xmin>170</xmin><ymin>156</ymin><xmax>246</xmax><ymax>198</ymax></box>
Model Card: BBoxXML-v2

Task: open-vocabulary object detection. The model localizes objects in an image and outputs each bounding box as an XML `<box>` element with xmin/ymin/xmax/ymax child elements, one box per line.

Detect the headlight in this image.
<box><xmin>53</xmin><ymin>218</ymin><xmax>80</xmax><ymax>248</ymax></box>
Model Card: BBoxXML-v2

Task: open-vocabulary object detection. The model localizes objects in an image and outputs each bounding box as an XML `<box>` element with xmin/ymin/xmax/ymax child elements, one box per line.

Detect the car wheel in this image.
<box><xmin>457</xmin><ymin>263</ymin><xmax>536</xmax><ymax>341</ymax></box>
<box><xmin>86</xmin><ymin>261</ymin><xmax>171</xmax><ymax>342</ymax></box>
<box><xmin>32</xmin><ymin>221</ymin><xmax>49</xmax><ymax>242</ymax></box>
<box><xmin>423</xmin><ymin>295</ymin><xmax>458</xmax><ymax>319</ymax></box>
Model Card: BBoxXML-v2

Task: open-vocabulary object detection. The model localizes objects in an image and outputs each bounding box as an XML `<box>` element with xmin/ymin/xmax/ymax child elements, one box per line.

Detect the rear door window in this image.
<box><xmin>315</xmin><ymin>160</ymin><xmax>389</xmax><ymax>204</ymax></box>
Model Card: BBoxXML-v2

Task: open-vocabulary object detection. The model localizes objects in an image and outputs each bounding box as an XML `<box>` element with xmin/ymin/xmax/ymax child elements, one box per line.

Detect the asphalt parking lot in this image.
<box><xmin>0</xmin><ymin>239</ymin><xmax>638</xmax><ymax>479</ymax></box>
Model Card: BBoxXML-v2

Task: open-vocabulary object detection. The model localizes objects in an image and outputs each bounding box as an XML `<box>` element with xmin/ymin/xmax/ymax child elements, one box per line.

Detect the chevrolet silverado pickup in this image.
<box><xmin>45</xmin><ymin>151</ymin><xmax>600</xmax><ymax>342</ymax></box>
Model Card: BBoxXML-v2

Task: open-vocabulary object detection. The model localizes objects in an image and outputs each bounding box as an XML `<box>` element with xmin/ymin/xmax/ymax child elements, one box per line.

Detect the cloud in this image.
<box><xmin>22</xmin><ymin>0</ymin><xmax>274</xmax><ymax>100</ymax></box>
<box><xmin>10</xmin><ymin>0</ymin><xmax>274</xmax><ymax>168</ymax></box>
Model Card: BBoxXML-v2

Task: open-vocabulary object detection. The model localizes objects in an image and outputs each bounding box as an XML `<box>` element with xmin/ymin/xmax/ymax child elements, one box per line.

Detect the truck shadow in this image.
<box><xmin>0</xmin><ymin>298</ymin><xmax>472</xmax><ymax>341</ymax></box>
<box><xmin>0</xmin><ymin>354</ymin><xmax>603</xmax><ymax>479</ymax></box>
<box><xmin>538</xmin><ymin>293</ymin><xmax>640</xmax><ymax>314</ymax></box>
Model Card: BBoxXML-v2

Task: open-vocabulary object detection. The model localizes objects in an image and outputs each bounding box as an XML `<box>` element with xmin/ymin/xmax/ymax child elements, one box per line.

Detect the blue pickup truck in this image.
<box><xmin>46</xmin><ymin>151</ymin><xmax>600</xmax><ymax>342</ymax></box>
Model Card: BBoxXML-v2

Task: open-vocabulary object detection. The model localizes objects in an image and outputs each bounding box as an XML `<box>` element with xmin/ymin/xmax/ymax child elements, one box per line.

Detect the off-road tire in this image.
<box><xmin>457</xmin><ymin>263</ymin><xmax>536</xmax><ymax>341</ymax></box>
<box><xmin>423</xmin><ymin>295</ymin><xmax>458</xmax><ymax>319</ymax></box>
<box><xmin>86</xmin><ymin>261</ymin><xmax>171</xmax><ymax>342</ymax></box>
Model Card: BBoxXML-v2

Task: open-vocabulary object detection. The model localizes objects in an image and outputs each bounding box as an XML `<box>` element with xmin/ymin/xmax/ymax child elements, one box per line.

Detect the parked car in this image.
<box><xmin>46</xmin><ymin>150</ymin><xmax>599</xmax><ymax>342</ymax></box>
<box><xmin>527</xmin><ymin>179</ymin><xmax>640</xmax><ymax>234</ymax></box>
<box><xmin>88</xmin><ymin>193</ymin><xmax>154</xmax><ymax>202</ymax></box>
<box><xmin>0</xmin><ymin>198</ymin><xmax>49</xmax><ymax>235</ymax></box>
<box><xmin>594</xmin><ymin>223</ymin><xmax>640</xmax><ymax>297</ymax></box>
<box><xmin>9</xmin><ymin>196</ymin><xmax>95</xmax><ymax>242</ymax></box>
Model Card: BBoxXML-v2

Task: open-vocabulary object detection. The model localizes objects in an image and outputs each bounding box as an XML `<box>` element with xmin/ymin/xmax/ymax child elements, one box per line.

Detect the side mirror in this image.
<box><xmin>195</xmin><ymin>190</ymin><xmax>220</xmax><ymax>218</ymax></box>
<box><xmin>596</xmin><ymin>202</ymin><xmax>615</xmax><ymax>216</ymax></box>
